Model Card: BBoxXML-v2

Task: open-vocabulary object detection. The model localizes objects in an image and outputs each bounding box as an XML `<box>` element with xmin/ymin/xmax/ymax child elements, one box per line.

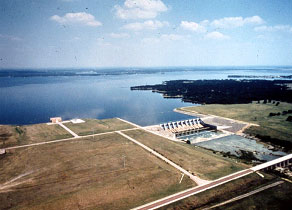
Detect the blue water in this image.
<box><xmin>1</xmin><ymin>67</ymin><xmax>292</xmax><ymax>126</ymax></box>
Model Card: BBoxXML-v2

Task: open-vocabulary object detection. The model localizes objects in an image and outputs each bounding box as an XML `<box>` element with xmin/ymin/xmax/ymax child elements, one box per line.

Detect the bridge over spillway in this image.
<box><xmin>133</xmin><ymin>153</ymin><xmax>292</xmax><ymax>210</ymax></box>
<box><xmin>251</xmin><ymin>153</ymin><xmax>292</xmax><ymax>171</ymax></box>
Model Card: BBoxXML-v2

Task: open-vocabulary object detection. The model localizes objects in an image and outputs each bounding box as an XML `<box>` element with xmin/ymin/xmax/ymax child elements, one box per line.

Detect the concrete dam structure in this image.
<box><xmin>160</xmin><ymin>118</ymin><xmax>216</xmax><ymax>138</ymax></box>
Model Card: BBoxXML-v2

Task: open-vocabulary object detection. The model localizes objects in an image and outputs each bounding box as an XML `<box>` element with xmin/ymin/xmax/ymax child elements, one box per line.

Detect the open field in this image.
<box><xmin>0</xmin><ymin>133</ymin><xmax>194</xmax><ymax>210</ymax></box>
<box><xmin>161</xmin><ymin>172</ymin><xmax>282</xmax><ymax>210</ymax></box>
<box><xmin>123</xmin><ymin>129</ymin><xmax>247</xmax><ymax>180</ymax></box>
<box><xmin>65</xmin><ymin>118</ymin><xmax>134</xmax><ymax>136</ymax></box>
<box><xmin>0</xmin><ymin>118</ymin><xmax>135</xmax><ymax>149</ymax></box>
<box><xmin>214</xmin><ymin>178</ymin><xmax>292</xmax><ymax>210</ymax></box>
<box><xmin>178</xmin><ymin>102</ymin><xmax>292</xmax><ymax>147</ymax></box>
<box><xmin>0</xmin><ymin>123</ymin><xmax>73</xmax><ymax>148</ymax></box>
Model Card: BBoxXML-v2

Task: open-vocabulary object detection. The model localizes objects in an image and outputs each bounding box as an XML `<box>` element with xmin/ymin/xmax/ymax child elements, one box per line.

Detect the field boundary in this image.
<box><xmin>4</xmin><ymin>127</ymin><xmax>139</xmax><ymax>150</ymax></box>
<box><xmin>57</xmin><ymin>122</ymin><xmax>79</xmax><ymax>138</ymax></box>
<box><xmin>204</xmin><ymin>181</ymin><xmax>284</xmax><ymax>209</ymax></box>
<box><xmin>116</xmin><ymin>131</ymin><xmax>210</xmax><ymax>186</ymax></box>
<box><xmin>174</xmin><ymin>108</ymin><xmax>259</xmax><ymax>127</ymax></box>
<box><xmin>132</xmin><ymin>169</ymin><xmax>254</xmax><ymax>210</ymax></box>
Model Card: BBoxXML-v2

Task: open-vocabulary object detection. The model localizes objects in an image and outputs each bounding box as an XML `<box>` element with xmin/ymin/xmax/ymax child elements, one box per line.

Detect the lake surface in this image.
<box><xmin>1</xmin><ymin>66</ymin><xmax>292</xmax><ymax>126</ymax></box>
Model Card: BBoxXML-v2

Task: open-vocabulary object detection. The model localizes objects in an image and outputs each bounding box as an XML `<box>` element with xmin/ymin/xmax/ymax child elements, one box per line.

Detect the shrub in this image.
<box><xmin>286</xmin><ymin>116</ymin><xmax>292</xmax><ymax>122</ymax></box>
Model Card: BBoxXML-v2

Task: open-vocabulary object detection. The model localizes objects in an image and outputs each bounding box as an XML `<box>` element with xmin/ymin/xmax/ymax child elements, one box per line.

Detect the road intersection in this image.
<box><xmin>3</xmin><ymin>118</ymin><xmax>292</xmax><ymax>210</ymax></box>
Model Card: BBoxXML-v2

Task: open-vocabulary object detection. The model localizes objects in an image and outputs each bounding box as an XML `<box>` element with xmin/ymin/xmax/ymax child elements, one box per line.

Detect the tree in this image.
<box><xmin>0</xmin><ymin>127</ymin><xmax>12</xmax><ymax>146</ymax></box>
<box><xmin>287</xmin><ymin>116</ymin><xmax>292</xmax><ymax>122</ymax></box>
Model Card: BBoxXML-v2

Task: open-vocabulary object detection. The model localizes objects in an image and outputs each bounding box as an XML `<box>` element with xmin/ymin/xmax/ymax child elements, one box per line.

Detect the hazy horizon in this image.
<box><xmin>1</xmin><ymin>65</ymin><xmax>292</xmax><ymax>72</ymax></box>
<box><xmin>1</xmin><ymin>0</ymin><xmax>292</xmax><ymax>69</ymax></box>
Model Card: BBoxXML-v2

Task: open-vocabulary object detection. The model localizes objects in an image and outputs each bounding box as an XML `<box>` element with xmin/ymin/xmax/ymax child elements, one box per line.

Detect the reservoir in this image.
<box><xmin>1</xmin><ymin>67</ymin><xmax>292</xmax><ymax>126</ymax></box>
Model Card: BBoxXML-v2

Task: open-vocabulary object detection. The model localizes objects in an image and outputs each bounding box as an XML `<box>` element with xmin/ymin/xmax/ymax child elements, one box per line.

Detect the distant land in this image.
<box><xmin>131</xmin><ymin>79</ymin><xmax>292</xmax><ymax>104</ymax></box>
<box><xmin>228</xmin><ymin>75</ymin><xmax>292</xmax><ymax>79</ymax></box>
<box><xmin>1</xmin><ymin>66</ymin><xmax>292</xmax><ymax>77</ymax></box>
<box><xmin>0</xmin><ymin>68</ymin><xmax>175</xmax><ymax>77</ymax></box>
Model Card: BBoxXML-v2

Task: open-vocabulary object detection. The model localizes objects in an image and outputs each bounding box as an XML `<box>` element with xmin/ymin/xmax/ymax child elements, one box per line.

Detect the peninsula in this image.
<box><xmin>131</xmin><ymin>79</ymin><xmax>292</xmax><ymax>104</ymax></box>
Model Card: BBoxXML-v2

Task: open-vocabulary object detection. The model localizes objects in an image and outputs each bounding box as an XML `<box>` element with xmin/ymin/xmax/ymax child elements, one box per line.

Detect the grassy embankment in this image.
<box><xmin>178</xmin><ymin>102</ymin><xmax>292</xmax><ymax>150</ymax></box>
<box><xmin>0</xmin><ymin>118</ymin><xmax>134</xmax><ymax>148</ymax></box>
<box><xmin>0</xmin><ymin>133</ymin><xmax>194</xmax><ymax>210</ymax></box>
<box><xmin>65</xmin><ymin>118</ymin><xmax>134</xmax><ymax>136</ymax></box>
<box><xmin>161</xmin><ymin>172</ymin><xmax>292</xmax><ymax>210</ymax></box>
<box><xmin>214</xmin><ymin>180</ymin><xmax>292</xmax><ymax>210</ymax></box>
<box><xmin>0</xmin><ymin>124</ymin><xmax>72</xmax><ymax>148</ymax></box>
<box><xmin>1</xmin><ymin>117</ymin><xmax>284</xmax><ymax>209</ymax></box>
<box><xmin>123</xmin><ymin>129</ymin><xmax>247</xmax><ymax>180</ymax></box>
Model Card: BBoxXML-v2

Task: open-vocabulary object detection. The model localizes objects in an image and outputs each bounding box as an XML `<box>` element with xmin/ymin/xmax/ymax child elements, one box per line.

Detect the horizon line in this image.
<box><xmin>1</xmin><ymin>65</ymin><xmax>292</xmax><ymax>71</ymax></box>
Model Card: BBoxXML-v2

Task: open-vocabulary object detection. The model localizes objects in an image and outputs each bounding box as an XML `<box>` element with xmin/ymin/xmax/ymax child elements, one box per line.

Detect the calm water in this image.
<box><xmin>177</xmin><ymin>131</ymin><xmax>287</xmax><ymax>161</ymax></box>
<box><xmin>196</xmin><ymin>135</ymin><xmax>287</xmax><ymax>161</ymax></box>
<box><xmin>1</xmin><ymin>67</ymin><xmax>292</xmax><ymax>126</ymax></box>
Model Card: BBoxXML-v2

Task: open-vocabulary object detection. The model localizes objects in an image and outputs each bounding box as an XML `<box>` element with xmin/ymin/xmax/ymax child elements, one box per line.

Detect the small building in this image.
<box><xmin>50</xmin><ymin>117</ymin><xmax>62</xmax><ymax>123</ymax></box>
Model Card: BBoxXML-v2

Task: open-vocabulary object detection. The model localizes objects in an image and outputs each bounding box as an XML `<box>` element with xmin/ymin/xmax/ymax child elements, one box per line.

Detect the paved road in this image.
<box><xmin>4</xmin><ymin>117</ymin><xmax>291</xmax><ymax>210</ymax></box>
<box><xmin>205</xmin><ymin>181</ymin><xmax>284</xmax><ymax>209</ymax></box>
<box><xmin>117</xmin><ymin>118</ymin><xmax>179</xmax><ymax>142</ymax></box>
<box><xmin>57</xmin><ymin>122</ymin><xmax>79</xmax><ymax>138</ymax></box>
<box><xmin>116</xmin><ymin>118</ymin><xmax>142</xmax><ymax>128</ymax></box>
<box><xmin>174</xmin><ymin>108</ymin><xmax>258</xmax><ymax>134</ymax></box>
<box><xmin>133</xmin><ymin>169</ymin><xmax>253</xmax><ymax>210</ymax></box>
<box><xmin>4</xmin><ymin>127</ymin><xmax>139</xmax><ymax>150</ymax></box>
<box><xmin>134</xmin><ymin>152</ymin><xmax>292</xmax><ymax>210</ymax></box>
<box><xmin>251</xmin><ymin>153</ymin><xmax>292</xmax><ymax>171</ymax></box>
<box><xmin>116</xmin><ymin>131</ymin><xmax>210</xmax><ymax>186</ymax></box>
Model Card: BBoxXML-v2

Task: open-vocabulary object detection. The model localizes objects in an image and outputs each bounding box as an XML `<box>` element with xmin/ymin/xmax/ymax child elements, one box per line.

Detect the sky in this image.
<box><xmin>0</xmin><ymin>0</ymin><xmax>292</xmax><ymax>68</ymax></box>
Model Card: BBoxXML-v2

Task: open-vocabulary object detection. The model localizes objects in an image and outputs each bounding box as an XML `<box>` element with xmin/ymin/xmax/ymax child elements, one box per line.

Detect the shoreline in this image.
<box><xmin>131</xmin><ymin>79</ymin><xmax>292</xmax><ymax>104</ymax></box>
<box><xmin>174</xmin><ymin>106</ymin><xmax>292</xmax><ymax>153</ymax></box>
<box><xmin>174</xmin><ymin>107</ymin><xmax>258</xmax><ymax>134</ymax></box>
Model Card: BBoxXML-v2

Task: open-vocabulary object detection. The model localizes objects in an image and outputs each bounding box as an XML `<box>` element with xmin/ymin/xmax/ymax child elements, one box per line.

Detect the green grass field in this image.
<box><xmin>0</xmin><ymin>118</ymin><xmax>135</xmax><ymax>148</ymax></box>
<box><xmin>123</xmin><ymin>129</ymin><xmax>247</xmax><ymax>180</ymax></box>
<box><xmin>178</xmin><ymin>102</ymin><xmax>292</xmax><ymax>144</ymax></box>
<box><xmin>2</xmin><ymin>116</ymin><xmax>287</xmax><ymax>209</ymax></box>
<box><xmin>161</xmin><ymin>172</ymin><xmax>285</xmax><ymax>210</ymax></box>
<box><xmin>0</xmin><ymin>133</ymin><xmax>194</xmax><ymax>210</ymax></box>
<box><xmin>0</xmin><ymin>123</ymin><xmax>73</xmax><ymax>148</ymax></box>
<box><xmin>65</xmin><ymin>118</ymin><xmax>135</xmax><ymax>136</ymax></box>
<box><xmin>214</xmin><ymin>180</ymin><xmax>292</xmax><ymax>210</ymax></box>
